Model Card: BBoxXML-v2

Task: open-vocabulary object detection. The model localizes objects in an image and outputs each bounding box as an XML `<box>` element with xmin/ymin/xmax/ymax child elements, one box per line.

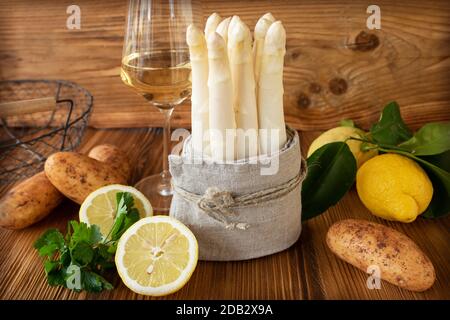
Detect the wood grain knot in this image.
<box><xmin>350</xmin><ymin>31</ymin><xmax>379</xmax><ymax>52</ymax></box>
<box><xmin>290</xmin><ymin>50</ymin><xmax>301</xmax><ymax>60</ymax></box>
<box><xmin>309</xmin><ymin>83</ymin><xmax>322</xmax><ymax>94</ymax></box>
<box><xmin>297</xmin><ymin>92</ymin><xmax>311</xmax><ymax>108</ymax></box>
<box><xmin>328</xmin><ymin>78</ymin><xmax>347</xmax><ymax>95</ymax></box>
<box><xmin>143</xmin><ymin>93</ymin><xmax>154</xmax><ymax>101</ymax></box>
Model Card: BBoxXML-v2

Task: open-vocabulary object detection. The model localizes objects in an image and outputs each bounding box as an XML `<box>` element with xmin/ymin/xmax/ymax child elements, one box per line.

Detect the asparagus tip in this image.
<box><xmin>186</xmin><ymin>24</ymin><xmax>205</xmax><ymax>46</ymax></box>
<box><xmin>255</xmin><ymin>15</ymin><xmax>275</xmax><ymax>39</ymax></box>
<box><xmin>265</xmin><ymin>21</ymin><xmax>286</xmax><ymax>49</ymax></box>
<box><xmin>261</xmin><ymin>12</ymin><xmax>276</xmax><ymax>22</ymax></box>
<box><xmin>229</xmin><ymin>19</ymin><xmax>251</xmax><ymax>47</ymax></box>
<box><xmin>216</xmin><ymin>17</ymin><xmax>232</xmax><ymax>40</ymax></box>
<box><xmin>228</xmin><ymin>15</ymin><xmax>241</xmax><ymax>36</ymax></box>
<box><xmin>205</xmin><ymin>12</ymin><xmax>222</xmax><ymax>36</ymax></box>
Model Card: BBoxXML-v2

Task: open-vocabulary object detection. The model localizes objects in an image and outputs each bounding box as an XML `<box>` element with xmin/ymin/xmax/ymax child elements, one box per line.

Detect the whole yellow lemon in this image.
<box><xmin>307</xmin><ymin>126</ymin><xmax>377</xmax><ymax>168</ymax></box>
<box><xmin>356</xmin><ymin>154</ymin><xmax>433</xmax><ymax>223</ymax></box>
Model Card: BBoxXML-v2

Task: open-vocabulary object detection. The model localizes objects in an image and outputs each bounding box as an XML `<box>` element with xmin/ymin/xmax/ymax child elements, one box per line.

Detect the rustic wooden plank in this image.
<box><xmin>0</xmin><ymin>128</ymin><xmax>448</xmax><ymax>300</ymax></box>
<box><xmin>0</xmin><ymin>0</ymin><xmax>449</xmax><ymax>130</ymax></box>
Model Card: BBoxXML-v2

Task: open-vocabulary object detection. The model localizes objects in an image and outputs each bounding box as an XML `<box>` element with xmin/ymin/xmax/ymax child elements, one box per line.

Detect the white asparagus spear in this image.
<box><xmin>258</xmin><ymin>21</ymin><xmax>287</xmax><ymax>155</ymax></box>
<box><xmin>216</xmin><ymin>17</ymin><xmax>231</xmax><ymax>44</ymax></box>
<box><xmin>228</xmin><ymin>20</ymin><xmax>259</xmax><ymax>159</ymax></box>
<box><xmin>226</xmin><ymin>15</ymin><xmax>241</xmax><ymax>118</ymax></box>
<box><xmin>261</xmin><ymin>12</ymin><xmax>275</xmax><ymax>21</ymax></box>
<box><xmin>207</xmin><ymin>32</ymin><xmax>236</xmax><ymax>162</ymax></box>
<box><xmin>186</xmin><ymin>24</ymin><xmax>209</xmax><ymax>156</ymax></box>
<box><xmin>204</xmin><ymin>12</ymin><xmax>222</xmax><ymax>38</ymax></box>
<box><xmin>227</xmin><ymin>16</ymin><xmax>241</xmax><ymax>59</ymax></box>
<box><xmin>253</xmin><ymin>13</ymin><xmax>276</xmax><ymax>90</ymax></box>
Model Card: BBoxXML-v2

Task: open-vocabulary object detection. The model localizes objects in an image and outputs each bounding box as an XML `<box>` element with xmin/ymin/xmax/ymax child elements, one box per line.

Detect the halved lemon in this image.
<box><xmin>79</xmin><ymin>184</ymin><xmax>153</xmax><ymax>237</ymax></box>
<box><xmin>115</xmin><ymin>216</ymin><xmax>198</xmax><ymax>296</ymax></box>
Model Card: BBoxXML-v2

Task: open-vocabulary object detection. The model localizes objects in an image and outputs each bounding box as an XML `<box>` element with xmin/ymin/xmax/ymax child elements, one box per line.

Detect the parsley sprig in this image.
<box><xmin>34</xmin><ymin>192</ymin><xmax>140</xmax><ymax>293</ymax></box>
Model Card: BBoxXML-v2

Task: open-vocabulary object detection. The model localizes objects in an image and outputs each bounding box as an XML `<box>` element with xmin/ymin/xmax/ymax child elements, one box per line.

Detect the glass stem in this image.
<box><xmin>158</xmin><ymin>106</ymin><xmax>174</xmax><ymax>196</ymax></box>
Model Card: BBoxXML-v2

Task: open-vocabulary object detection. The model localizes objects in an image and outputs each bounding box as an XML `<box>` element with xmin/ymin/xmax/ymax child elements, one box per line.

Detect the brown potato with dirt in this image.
<box><xmin>0</xmin><ymin>144</ymin><xmax>130</xmax><ymax>230</ymax></box>
<box><xmin>0</xmin><ymin>172</ymin><xmax>64</xmax><ymax>229</ymax></box>
<box><xmin>45</xmin><ymin>151</ymin><xmax>127</xmax><ymax>204</ymax></box>
<box><xmin>326</xmin><ymin>219</ymin><xmax>435</xmax><ymax>292</ymax></box>
<box><xmin>88</xmin><ymin>144</ymin><xmax>131</xmax><ymax>181</ymax></box>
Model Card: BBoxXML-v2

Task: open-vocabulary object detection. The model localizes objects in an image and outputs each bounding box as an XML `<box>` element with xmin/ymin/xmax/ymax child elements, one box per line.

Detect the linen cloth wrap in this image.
<box><xmin>169</xmin><ymin>127</ymin><xmax>306</xmax><ymax>261</ymax></box>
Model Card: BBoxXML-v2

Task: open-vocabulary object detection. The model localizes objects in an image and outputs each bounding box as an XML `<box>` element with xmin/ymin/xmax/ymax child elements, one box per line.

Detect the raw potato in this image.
<box><xmin>88</xmin><ymin>144</ymin><xmax>131</xmax><ymax>181</ymax></box>
<box><xmin>0</xmin><ymin>172</ymin><xmax>64</xmax><ymax>230</ymax></box>
<box><xmin>326</xmin><ymin>219</ymin><xmax>435</xmax><ymax>292</ymax></box>
<box><xmin>45</xmin><ymin>152</ymin><xmax>127</xmax><ymax>204</ymax></box>
<box><xmin>0</xmin><ymin>144</ymin><xmax>130</xmax><ymax>230</ymax></box>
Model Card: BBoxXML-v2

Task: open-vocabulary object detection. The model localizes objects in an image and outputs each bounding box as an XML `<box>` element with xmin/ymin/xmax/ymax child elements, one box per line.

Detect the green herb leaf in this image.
<box><xmin>82</xmin><ymin>271</ymin><xmax>113</xmax><ymax>293</ymax></box>
<box><xmin>34</xmin><ymin>229</ymin><xmax>65</xmax><ymax>257</ymax></box>
<box><xmin>121</xmin><ymin>208</ymin><xmax>139</xmax><ymax>236</ymax></box>
<box><xmin>34</xmin><ymin>222</ymin><xmax>112</xmax><ymax>293</ymax></box>
<box><xmin>44</xmin><ymin>260</ymin><xmax>60</xmax><ymax>274</ymax></box>
<box><xmin>107</xmin><ymin>242</ymin><xmax>117</xmax><ymax>254</ymax></box>
<box><xmin>108</xmin><ymin>192</ymin><xmax>139</xmax><ymax>242</ymax></box>
<box><xmin>34</xmin><ymin>192</ymin><xmax>141</xmax><ymax>293</ymax></box>
<box><xmin>71</xmin><ymin>241</ymin><xmax>95</xmax><ymax>266</ymax></box>
<box><xmin>95</xmin><ymin>243</ymin><xmax>115</xmax><ymax>269</ymax></box>
<box><xmin>370</xmin><ymin>101</ymin><xmax>412</xmax><ymax>145</ymax></box>
<box><xmin>340</xmin><ymin>119</ymin><xmax>355</xmax><ymax>128</ymax></box>
<box><xmin>398</xmin><ymin>122</ymin><xmax>450</xmax><ymax>156</ymax></box>
<box><xmin>301</xmin><ymin>142</ymin><xmax>357</xmax><ymax>220</ymax></box>
<box><xmin>46</xmin><ymin>269</ymin><xmax>66</xmax><ymax>287</ymax></box>
<box><xmin>69</xmin><ymin>221</ymin><xmax>102</xmax><ymax>246</ymax></box>
<box><xmin>58</xmin><ymin>250</ymin><xmax>70</xmax><ymax>269</ymax></box>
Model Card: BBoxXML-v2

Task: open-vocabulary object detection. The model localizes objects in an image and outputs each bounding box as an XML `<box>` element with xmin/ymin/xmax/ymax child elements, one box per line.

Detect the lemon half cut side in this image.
<box><xmin>115</xmin><ymin>216</ymin><xmax>199</xmax><ymax>296</ymax></box>
<box><xmin>79</xmin><ymin>184</ymin><xmax>153</xmax><ymax>237</ymax></box>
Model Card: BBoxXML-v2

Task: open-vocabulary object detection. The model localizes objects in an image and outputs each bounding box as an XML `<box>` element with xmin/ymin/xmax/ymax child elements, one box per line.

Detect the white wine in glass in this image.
<box><xmin>121</xmin><ymin>50</ymin><xmax>192</xmax><ymax>108</ymax></box>
<box><xmin>121</xmin><ymin>0</ymin><xmax>199</xmax><ymax>211</ymax></box>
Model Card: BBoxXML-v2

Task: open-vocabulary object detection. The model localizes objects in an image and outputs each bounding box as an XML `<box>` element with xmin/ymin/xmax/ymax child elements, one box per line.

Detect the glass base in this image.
<box><xmin>134</xmin><ymin>172</ymin><xmax>173</xmax><ymax>213</ymax></box>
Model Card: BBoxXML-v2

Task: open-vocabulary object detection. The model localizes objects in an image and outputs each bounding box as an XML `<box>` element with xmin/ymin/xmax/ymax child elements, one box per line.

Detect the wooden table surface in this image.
<box><xmin>0</xmin><ymin>0</ymin><xmax>449</xmax><ymax>300</ymax></box>
<box><xmin>1</xmin><ymin>0</ymin><xmax>449</xmax><ymax>131</ymax></box>
<box><xmin>0</xmin><ymin>128</ymin><xmax>449</xmax><ymax>300</ymax></box>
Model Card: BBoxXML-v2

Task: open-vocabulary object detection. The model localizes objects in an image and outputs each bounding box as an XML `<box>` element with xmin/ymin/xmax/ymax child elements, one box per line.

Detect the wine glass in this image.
<box><xmin>121</xmin><ymin>0</ymin><xmax>200</xmax><ymax>212</ymax></box>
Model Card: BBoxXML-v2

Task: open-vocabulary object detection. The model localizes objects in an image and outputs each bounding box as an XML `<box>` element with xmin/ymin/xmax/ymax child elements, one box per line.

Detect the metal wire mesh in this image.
<box><xmin>0</xmin><ymin>80</ymin><xmax>93</xmax><ymax>184</ymax></box>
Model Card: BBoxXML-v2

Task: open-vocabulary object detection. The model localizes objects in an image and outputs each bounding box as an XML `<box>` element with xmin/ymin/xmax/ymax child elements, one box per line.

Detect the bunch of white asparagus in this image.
<box><xmin>187</xmin><ymin>13</ymin><xmax>286</xmax><ymax>161</ymax></box>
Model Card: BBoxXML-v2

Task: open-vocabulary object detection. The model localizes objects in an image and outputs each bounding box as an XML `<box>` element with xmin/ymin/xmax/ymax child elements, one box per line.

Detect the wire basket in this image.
<box><xmin>0</xmin><ymin>80</ymin><xmax>93</xmax><ymax>184</ymax></box>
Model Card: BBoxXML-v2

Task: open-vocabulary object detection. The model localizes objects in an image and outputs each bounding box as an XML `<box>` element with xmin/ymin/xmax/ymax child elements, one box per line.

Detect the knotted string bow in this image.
<box><xmin>173</xmin><ymin>158</ymin><xmax>307</xmax><ymax>230</ymax></box>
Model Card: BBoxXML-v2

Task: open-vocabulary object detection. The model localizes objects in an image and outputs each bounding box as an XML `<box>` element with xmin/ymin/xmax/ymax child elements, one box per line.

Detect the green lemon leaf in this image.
<box><xmin>420</xmin><ymin>150</ymin><xmax>450</xmax><ymax>172</ymax></box>
<box><xmin>413</xmin><ymin>154</ymin><xmax>450</xmax><ymax>194</ymax></box>
<box><xmin>370</xmin><ymin>101</ymin><xmax>412</xmax><ymax>145</ymax></box>
<box><xmin>422</xmin><ymin>177</ymin><xmax>450</xmax><ymax>219</ymax></box>
<box><xmin>301</xmin><ymin>142</ymin><xmax>357</xmax><ymax>220</ymax></box>
<box><xmin>398</xmin><ymin>122</ymin><xmax>450</xmax><ymax>156</ymax></box>
<box><xmin>419</xmin><ymin>151</ymin><xmax>450</xmax><ymax>218</ymax></box>
<box><xmin>380</xmin><ymin>149</ymin><xmax>450</xmax><ymax>219</ymax></box>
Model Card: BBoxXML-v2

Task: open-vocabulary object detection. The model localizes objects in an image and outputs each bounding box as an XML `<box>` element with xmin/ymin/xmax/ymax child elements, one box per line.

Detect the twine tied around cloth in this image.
<box><xmin>173</xmin><ymin>158</ymin><xmax>307</xmax><ymax>230</ymax></box>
